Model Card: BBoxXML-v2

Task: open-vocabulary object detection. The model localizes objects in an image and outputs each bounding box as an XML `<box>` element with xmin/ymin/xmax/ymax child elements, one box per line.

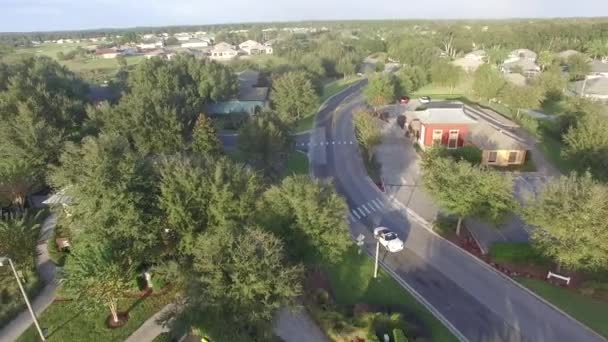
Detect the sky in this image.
<box><xmin>1</xmin><ymin>0</ymin><xmax>608</xmax><ymax>32</ymax></box>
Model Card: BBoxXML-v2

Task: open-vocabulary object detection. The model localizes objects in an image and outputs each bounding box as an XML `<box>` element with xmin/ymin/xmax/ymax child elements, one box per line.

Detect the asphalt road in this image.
<box><xmin>309</xmin><ymin>82</ymin><xmax>604</xmax><ymax>342</ymax></box>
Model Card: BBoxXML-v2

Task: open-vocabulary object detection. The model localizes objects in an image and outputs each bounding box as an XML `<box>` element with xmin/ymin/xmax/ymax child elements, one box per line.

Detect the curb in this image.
<box><xmin>388</xmin><ymin>193</ymin><xmax>607</xmax><ymax>342</ymax></box>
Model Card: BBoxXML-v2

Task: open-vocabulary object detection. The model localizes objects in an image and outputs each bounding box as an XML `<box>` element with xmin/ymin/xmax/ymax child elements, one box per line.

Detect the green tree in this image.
<box><xmin>62</xmin><ymin>244</ymin><xmax>134</xmax><ymax>324</ymax></box>
<box><xmin>259</xmin><ymin>175</ymin><xmax>351</xmax><ymax>263</ymax></box>
<box><xmin>583</xmin><ymin>39</ymin><xmax>608</xmax><ymax>60</ymax></box>
<box><xmin>178</xmin><ymin>227</ymin><xmax>303</xmax><ymax>341</ymax></box>
<box><xmin>566</xmin><ymin>53</ymin><xmax>591</xmax><ymax>81</ymax></box>
<box><xmin>471</xmin><ymin>64</ymin><xmax>506</xmax><ymax>101</ymax></box>
<box><xmin>270</xmin><ymin>71</ymin><xmax>319</xmax><ymax>125</ymax></box>
<box><xmin>353</xmin><ymin>110</ymin><xmax>381</xmax><ymax>160</ymax></box>
<box><xmin>0</xmin><ymin>211</ymin><xmax>41</xmax><ymax>271</ymax></box>
<box><xmin>191</xmin><ymin>114</ymin><xmax>220</xmax><ymax>155</ymax></box>
<box><xmin>237</xmin><ymin>112</ymin><xmax>291</xmax><ymax>176</ymax></box>
<box><xmin>535</xmin><ymin>65</ymin><xmax>567</xmax><ymax>101</ymax></box>
<box><xmin>430</xmin><ymin>60</ymin><xmax>462</xmax><ymax>94</ymax></box>
<box><xmin>375</xmin><ymin>61</ymin><xmax>385</xmax><ymax>73</ymax></box>
<box><xmin>523</xmin><ymin>173</ymin><xmax>608</xmax><ymax>271</ymax></box>
<box><xmin>422</xmin><ymin>150</ymin><xmax>515</xmax><ymax>235</ymax></box>
<box><xmin>562</xmin><ymin>113</ymin><xmax>608</xmax><ymax>180</ymax></box>
<box><xmin>500</xmin><ymin>84</ymin><xmax>544</xmax><ymax>118</ymax></box>
<box><xmin>395</xmin><ymin>65</ymin><xmax>428</xmax><ymax>95</ymax></box>
<box><xmin>336</xmin><ymin>53</ymin><xmax>359</xmax><ymax>77</ymax></box>
<box><xmin>486</xmin><ymin>46</ymin><xmax>509</xmax><ymax>65</ymax></box>
<box><xmin>116</xmin><ymin>55</ymin><xmax>127</xmax><ymax>68</ymax></box>
<box><xmin>164</xmin><ymin>37</ymin><xmax>179</xmax><ymax>46</ymax></box>
<box><xmin>537</xmin><ymin>50</ymin><xmax>555</xmax><ymax>71</ymax></box>
<box><xmin>363</xmin><ymin>73</ymin><xmax>396</xmax><ymax>110</ymax></box>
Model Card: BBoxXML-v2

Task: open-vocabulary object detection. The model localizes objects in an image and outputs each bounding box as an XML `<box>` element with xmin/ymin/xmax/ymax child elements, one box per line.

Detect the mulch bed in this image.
<box><xmin>106</xmin><ymin>312</ymin><xmax>129</xmax><ymax>329</ymax></box>
<box><xmin>441</xmin><ymin>226</ymin><xmax>608</xmax><ymax>304</ymax></box>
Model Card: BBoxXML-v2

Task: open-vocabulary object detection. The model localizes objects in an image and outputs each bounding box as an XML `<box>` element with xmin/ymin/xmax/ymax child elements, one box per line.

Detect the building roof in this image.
<box><xmin>95</xmin><ymin>48</ymin><xmax>117</xmax><ymax>55</ymax></box>
<box><xmin>591</xmin><ymin>60</ymin><xmax>608</xmax><ymax>74</ymax></box>
<box><xmin>237</xmin><ymin>70</ymin><xmax>260</xmax><ymax>87</ymax></box>
<box><xmin>205</xmin><ymin>100</ymin><xmax>265</xmax><ymax>115</ymax></box>
<box><xmin>239</xmin><ymin>40</ymin><xmax>260</xmax><ymax>48</ymax></box>
<box><xmin>214</xmin><ymin>42</ymin><xmax>235</xmax><ymax>50</ymax></box>
<box><xmin>468</xmin><ymin>122</ymin><xmax>527</xmax><ymax>150</ymax></box>
<box><xmin>145</xmin><ymin>49</ymin><xmax>165</xmax><ymax>56</ymax></box>
<box><xmin>413</xmin><ymin>106</ymin><xmax>478</xmax><ymax>125</ymax></box>
<box><xmin>42</xmin><ymin>188</ymin><xmax>72</xmax><ymax>206</ymax></box>
<box><xmin>574</xmin><ymin>77</ymin><xmax>608</xmax><ymax>96</ymax></box>
<box><xmin>510</xmin><ymin>49</ymin><xmax>537</xmax><ymax>60</ymax></box>
<box><xmin>238</xmin><ymin>87</ymin><xmax>269</xmax><ymax>101</ymax></box>
<box><xmin>504</xmin><ymin>73</ymin><xmax>527</xmax><ymax>86</ymax></box>
<box><xmin>503</xmin><ymin>58</ymin><xmax>540</xmax><ymax>72</ymax></box>
<box><xmin>556</xmin><ymin>50</ymin><xmax>580</xmax><ymax>59</ymax></box>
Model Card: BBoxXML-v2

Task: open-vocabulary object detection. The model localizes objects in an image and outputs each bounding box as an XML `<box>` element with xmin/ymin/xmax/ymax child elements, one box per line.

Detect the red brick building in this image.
<box><xmin>408</xmin><ymin>106</ymin><xmax>477</xmax><ymax>150</ymax></box>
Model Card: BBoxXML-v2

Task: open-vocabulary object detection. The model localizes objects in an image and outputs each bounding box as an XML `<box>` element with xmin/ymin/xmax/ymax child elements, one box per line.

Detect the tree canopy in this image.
<box><xmin>523</xmin><ymin>173</ymin><xmax>608</xmax><ymax>271</ymax></box>
<box><xmin>363</xmin><ymin>73</ymin><xmax>396</xmax><ymax>109</ymax></box>
<box><xmin>270</xmin><ymin>71</ymin><xmax>319</xmax><ymax>126</ymax></box>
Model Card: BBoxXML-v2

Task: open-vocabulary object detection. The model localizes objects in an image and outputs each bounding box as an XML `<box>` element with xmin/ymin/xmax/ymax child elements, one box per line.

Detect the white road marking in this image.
<box><xmin>367</xmin><ymin>202</ymin><xmax>377</xmax><ymax>211</ymax></box>
<box><xmin>351</xmin><ymin>210</ymin><xmax>360</xmax><ymax>219</ymax></box>
<box><xmin>371</xmin><ymin>199</ymin><xmax>383</xmax><ymax>210</ymax></box>
<box><xmin>350</xmin><ymin>141</ymin><xmax>353</xmax><ymax>144</ymax></box>
<box><xmin>357</xmin><ymin>208</ymin><xmax>366</xmax><ymax>217</ymax></box>
<box><xmin>361</xmin><ymin>204</ymin><xmax>372</xmax><ymax>214</ymax></box>
<box><xmin>332</xmin><ymin>141</ymin><xmax>335</xmax><ymax>145</ymax></box>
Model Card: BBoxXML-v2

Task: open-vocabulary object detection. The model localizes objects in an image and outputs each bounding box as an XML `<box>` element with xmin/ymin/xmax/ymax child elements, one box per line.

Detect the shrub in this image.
<box><xmin>393</xmin><ymin>328</ymin><xmax>409</xmax><ymax>342</ymax></box>
<box><xmin>489</xmin><ymin>242</ymin><xmax>547</xmax><ymax>265</ymax></box>
<box><xmin>432</xmin><ymin>215</ymin><xmax>458</xmax><ymax>236</ymax></box>
<box><xmin>446</xmin><ymin>145</ymin><xmax>482</xmax><ymax>165</ymax></box>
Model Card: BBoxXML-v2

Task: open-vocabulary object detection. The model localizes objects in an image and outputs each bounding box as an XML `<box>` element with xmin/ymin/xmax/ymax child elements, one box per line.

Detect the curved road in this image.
<box><xmin>310</xmin><ymin>81</ymin><xmax>604</xmax><ymax>342</ymax></box>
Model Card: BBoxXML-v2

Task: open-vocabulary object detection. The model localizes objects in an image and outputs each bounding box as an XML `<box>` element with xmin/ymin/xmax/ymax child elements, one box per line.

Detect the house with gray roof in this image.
<box><xmin>468</xmin><ymin>122</ymin><xmax>528</xmax><ymax>166</ymax></box>
<box><xmin>573</xmin><ymin>77</ymin><xmax>608</xmax><ymax>101</ymax></box>
<box><xmin>501</xmin><ymin>58</ymin><xmax>540</xmax><ymax>77</ymax></box>
<box><xmin>205</xmin><ymin>69</ymin><xmax>269</xmax><ymax>115</ymax></box>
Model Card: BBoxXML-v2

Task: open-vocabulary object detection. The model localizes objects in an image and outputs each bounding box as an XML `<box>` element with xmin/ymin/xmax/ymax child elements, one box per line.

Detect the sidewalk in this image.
<box><xmin>0</xmin><ymin>213</ymin><xmax>58</xmax><ymax>342</ymax></box>
<box><xmin>124</xmin><ymin>303</ymin><xmax>175</xmax><ymax>342</ymax></box>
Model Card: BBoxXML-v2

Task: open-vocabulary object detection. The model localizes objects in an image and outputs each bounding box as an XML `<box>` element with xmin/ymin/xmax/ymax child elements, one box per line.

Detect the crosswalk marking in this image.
<box><xmin>351</xmin><ymin>210</ymin><xmax>360</xmax><ymax>219</ymax></box>
<box><xmin>372</xmin><ymin>199</ymin><xmax>383</xmax><ymax>210</ymax></box>
<box><xmin>357</xmin><ymin>208</ymin><xmax>366</xmax><ymax>217</ymax></box>
<box><xmin>361</xmin><ymin>204</ymin><xmax>371</xmax><ymax>214</ymax></box>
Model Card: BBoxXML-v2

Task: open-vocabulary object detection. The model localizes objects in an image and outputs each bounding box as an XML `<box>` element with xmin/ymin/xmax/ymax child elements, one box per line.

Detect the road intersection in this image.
<box><xmin>309</xmin><ymin>81</ymin><xmax>604</xmax><ymax>342</ymax></box>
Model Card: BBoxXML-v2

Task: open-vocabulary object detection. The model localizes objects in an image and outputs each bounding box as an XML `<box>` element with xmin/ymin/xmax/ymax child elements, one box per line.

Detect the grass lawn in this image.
<box><xmin>321</xmin><ymin>248</ymin><xmax>457</xmax><ymax>342</ymax></box>
<box><xmin>0</xmin><ymin>270</ymin><xmax>44</xmax><ymax>328</ymax></box>
<box><xmin>517</xmin><ymin>278</ymin><xmax>608</xmax><ymax>338</ymax></box>
<box><xmin>295</xmin><ymin>77</ymin><xmax>363</xmax><ymax>133</ymax></box>
<box><xmin>283</xmin><ymin>152</ymin><xmax>309</xmax><ymax>176</ymax></box>
<box><xmin>17</xmin><ymin>290</ymin><xmax>177</xmax><ymax>342</ymax></box>
<box><xmin>412</xmin><ymin>78</ymin><xmax>472</xmax><ymax>99</ymax></box>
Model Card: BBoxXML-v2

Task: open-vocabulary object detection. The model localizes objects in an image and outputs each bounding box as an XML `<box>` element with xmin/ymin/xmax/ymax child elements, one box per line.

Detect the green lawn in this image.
<box><xmin>295</xmin><ymin>77</ymin><xmax>363</xmax><ymax>132</ymax></box>
<box><xmin>517</xmin><ymin>278</ymin><xmax>608</xmax><ymax>338</ymax></box>
<box><xmin>283</xmin><ymin>152</ymin><xmax>309</xmax><ymax>176</ymax></box>
<box><xmin>17</xmin><ymin>290</ymin><xmax>176</xmax><ymax>342</ymax></box>
<box><xmin>0</xmin><ymin>270</ymin><xmax>43</xmax><ymax>328</ymax></box>
<box><xmin>321</xmin><ymin>248</ymin><xmax>457</xmax><ymax>342</ymax></box>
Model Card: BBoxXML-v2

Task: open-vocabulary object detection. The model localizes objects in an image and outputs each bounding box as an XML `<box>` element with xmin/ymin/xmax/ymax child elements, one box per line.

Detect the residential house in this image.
<box><xmin>556</xmin><ymin>49</ymin><xmax>580</xmax><ymax>61</ymax></box>
<box><xmin>501</xmin><ymin>58</ymin><xmax>540</xmax><ymax>77</ymax></box>
<box><xmin>468</xmin><ymin>122</ymin><xmax>527</xmax><ymax>166</ymax></box>
<box><xmin>238</xmin><ymin>40</ymin><xmax>273</xmax><ymax>55</ymax></box>
<box><xmin>95</xmin><ymin>48</ymin><xmax>120</xmax><ymax>59</ymax></box>
<box><xmin>181</xmin><ymin>39</ymin><xmax>210</xmax><ymax>48</ymax></box>
<box><xmin>137</xmin><ymin>39</ymin><xmax>164</xmax><ymax>50</ymax></box>
<box><xmin>205</xmin><ymin>69</ymin><xmax>269</xmax><ymax>115</ymax></box>
<box><xmin>590</xmin><ymin>59</ymin><xmax>608</xmax><ymax>78</ymax></box>
<box><xmin>505</xmin><ymin>49</ymin><xmax>537</xmax><ymax>63</ymax></box>
<box><xmin>573</xmin><ymin>77</ymin><xmax>608</xmax><ymax>101</ymax></box>
<box><xmin>209</xmin><ymin>42</ymin><xmax>238</xmax><ymax>60</ymax></box>
<box><xmin>175</xmin><ymin>33</ymin><xmax>194</xmax><ymax>41</ymax></box>
<box><xmin>407</xmin><ymin>105</ymin><xmax>477</xmax><ymax>150</ymax></box>
<box><xmin>452</xmin><ymin>50</ymin><xmax>486</xmax><ymax>72</ymax></box>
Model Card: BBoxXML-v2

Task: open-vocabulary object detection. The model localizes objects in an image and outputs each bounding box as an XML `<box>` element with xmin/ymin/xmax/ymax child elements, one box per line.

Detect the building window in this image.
<box><xmin>508</xmin><ymin>151</ymin><xmax>518</xmax><ymax>164</ymax></box>
<box><xmin>448</xmin><ymin>130</ymin><xmax>459</xmax><ymax>149</ymax></box>
<box><xmin>488</xmin><ymin>151</ymin><xmax>498</xmax><ymax>163</ymax></box>
<box><xmin>432</xmin><ymin>130</ymin><xmax>443</xmax><ymax>145</ymax></box>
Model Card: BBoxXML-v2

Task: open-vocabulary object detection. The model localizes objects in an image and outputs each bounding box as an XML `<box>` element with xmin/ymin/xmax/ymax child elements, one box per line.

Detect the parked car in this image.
<box><xmin>418</xmin><ymin>96</ymin><xmax>431</xmax><ymax>104</ymax></box>
<box><xmin>399</xmin><ymin>96</ymin><xmax>410</xmax><ymax>104</ymax></box>
<box><xmin>373</xmin><ymin>227</ymin><xmax>404</xmax><ymax>252</ymax></box>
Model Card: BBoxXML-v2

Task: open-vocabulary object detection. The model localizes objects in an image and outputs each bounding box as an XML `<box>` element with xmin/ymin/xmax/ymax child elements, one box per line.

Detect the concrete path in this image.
<box><xmin>0</xmin><ymin>213</ymin><xmax>58</xmax><ymax>342</ymax></box>
<box><xmin>125</xmin><ymin>303</ymin><xmax>175</xmax><ymax>342</ymax></box>
<box><xmin>274</xmin><ymin>307</ymin><xmax>328</xmax><ymax>342</ymax></box>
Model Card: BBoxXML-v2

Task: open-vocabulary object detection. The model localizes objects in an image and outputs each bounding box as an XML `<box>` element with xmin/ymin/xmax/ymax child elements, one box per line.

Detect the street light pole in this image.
<box><xmin>374</xmin><ymin>239</ymin><xmax>380</xmax><ymax>279</ymax></box>
<box><xmin>0</xmin><ymin>257</ymin><xmax>46</xmax><ymax>341</ymax></box>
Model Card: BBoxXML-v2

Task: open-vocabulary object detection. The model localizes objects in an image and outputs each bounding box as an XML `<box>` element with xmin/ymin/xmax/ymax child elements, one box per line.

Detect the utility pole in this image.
<box><xmin>0</xmin><ymin>257</ymin><xmax>46</xmax><ymax>341</ymax></box>
<box><xmin>374</xmin><ymin>239</ymin><xmax>380</xmax><ymax>279</ymax></box>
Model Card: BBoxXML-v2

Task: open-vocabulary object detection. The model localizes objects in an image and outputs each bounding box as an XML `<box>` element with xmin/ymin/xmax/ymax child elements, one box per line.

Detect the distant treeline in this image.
<box><xmin>1</xmin><ymin>18</ymin><xmax>608</xmax><ymax>49</ymax></box>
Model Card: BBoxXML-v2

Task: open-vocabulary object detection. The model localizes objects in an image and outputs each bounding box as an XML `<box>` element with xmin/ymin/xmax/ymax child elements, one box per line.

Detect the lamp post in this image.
<box><xmin>373</xmin><ymin>239</ymin><xmax>380</xmax><ymax>279</ymax></box>
<box><xmin>0</xmin><ymin>257</ymin><xmax>46</xmax><ymax>341</ymax></box>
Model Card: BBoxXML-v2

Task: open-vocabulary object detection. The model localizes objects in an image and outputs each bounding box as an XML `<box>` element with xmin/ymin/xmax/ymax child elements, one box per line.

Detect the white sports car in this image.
<box><xmin>373</xmin><ymin>227</ymin><xmax>404</xmax><ymax>253</ymax></box>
